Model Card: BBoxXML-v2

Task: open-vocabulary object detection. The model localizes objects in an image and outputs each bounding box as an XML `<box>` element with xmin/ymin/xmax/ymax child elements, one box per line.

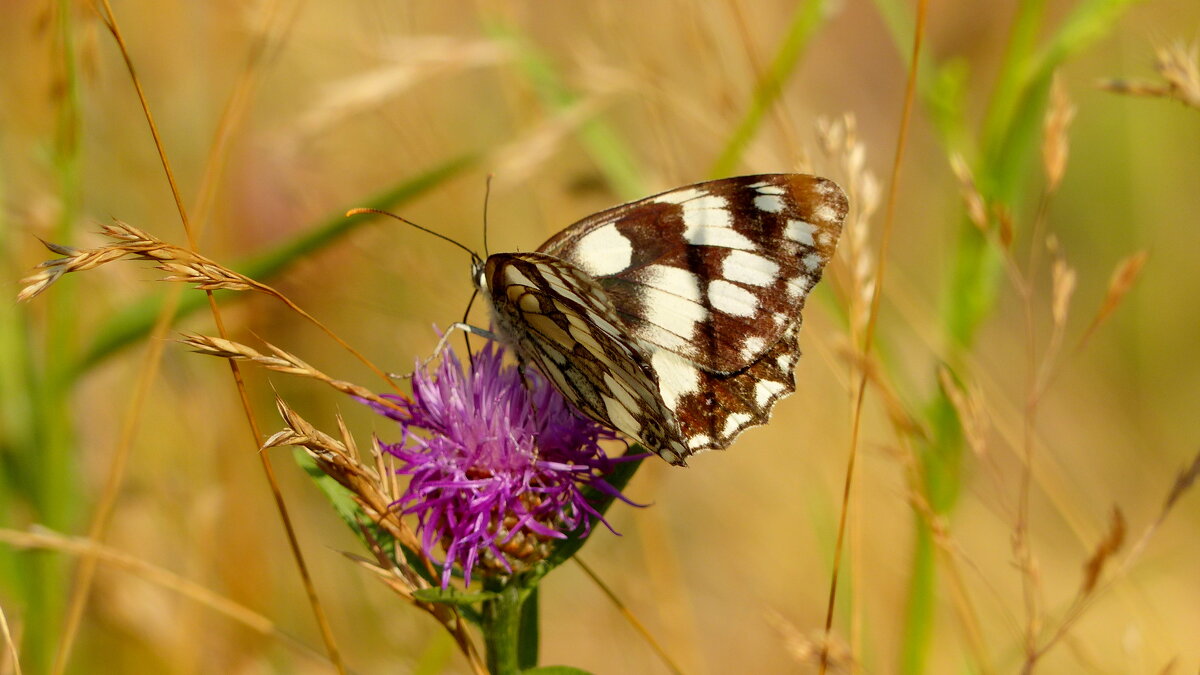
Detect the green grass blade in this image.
<box><xmin>482</xmin><ymin>19</ymin><xmax>646</xmax><ymax>200</ymax></box>
<box><xmin>708</xmin><ymin>0</ymin><xmax>827</xmax><ymax>177</ymax></box>
<box><xmin>71</xmin><ymin>154</ymin><xmax>476</xmax><ymax>375</ymax></box>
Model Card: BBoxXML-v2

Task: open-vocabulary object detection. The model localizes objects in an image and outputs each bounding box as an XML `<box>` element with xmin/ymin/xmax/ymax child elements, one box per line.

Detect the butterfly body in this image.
<box><xmin>481</xmin><ymin>174</ymin><xmax>847</xmax><ymax>465</ymax></box>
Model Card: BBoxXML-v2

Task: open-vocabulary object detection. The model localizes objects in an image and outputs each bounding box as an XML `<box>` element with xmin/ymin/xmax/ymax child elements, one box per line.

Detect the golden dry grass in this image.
<box><xmin>3</xmin><ymin>2</ymin><xmax>1200</xmax><ymax>673</ymax></box>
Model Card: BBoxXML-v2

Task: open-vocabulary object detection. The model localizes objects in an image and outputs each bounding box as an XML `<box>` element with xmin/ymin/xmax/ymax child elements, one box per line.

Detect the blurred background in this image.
<box><xmin>2</xmin><ymin>1</ymin><xmax>1199</xmax><ymax>673</ymax></box>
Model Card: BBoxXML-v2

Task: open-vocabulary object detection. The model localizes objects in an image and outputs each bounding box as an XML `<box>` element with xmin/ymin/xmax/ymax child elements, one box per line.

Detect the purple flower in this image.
<box><xmin>367</xmin><ymin>339</ymin><xmax>632</xmax><ymax>588</ymax></box>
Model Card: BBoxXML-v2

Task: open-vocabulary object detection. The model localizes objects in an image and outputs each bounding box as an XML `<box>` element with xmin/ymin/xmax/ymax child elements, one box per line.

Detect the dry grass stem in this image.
<box><xmin>1042</xmin><ymin>74</ymin><xmax>1076</xmax><ymax>193</ymax></box>
<box><xmin>1077</xmin><ymin>250</ymin><xmax>1149</xmax><ymax>350</ymax></box>
<box><xmin>0</xmin><ymin>527</ymin><xmax>325</xmax><ymax>665</ymax></box>
<box><xmin>950</xmin><ymin>153</ymin><xmax>989</xmax><ymax>233</ymax></box>
<box><xmin>995</xmin><ymin>203</ymin><xmax>1015</xmax><ymax>251</ymax></box>
<box><xmin>1048</xmin><ymin>241</ymin><xmax>1077</xmax><ymax>350</ymax></box>
<box><xmin>180</xmin><ymin>333</ymin><xmax>395</xmax><ymax>408</ymax></box>
<box><xmin>262</xmin><ymin>398</ymin><xmax>421</xmax><ymax>553</ymax></box>
<box><xmin>490</xmin><ymin>97</ymin><xmax>607</xmax><ymax>192</ymax></box>
<box><xmin>19</xmin><ymin>224</ymin><xmax>401</xmax><ymax>394</ymax></box>
<box><xmin>260</xmin><ymin>391</ymin><xmax>490</xmax><ymax>671</ymax></box>
<box><xmin>937</xmin><ymin>368</ymin><xmax>1011</xmax><ymax>507</ymax></box>
<box><xmin>817</xmin><ymin>114</ymin><xmax>881</xmax><ymax>340</ymax></box>
<box><xmin>293</xmin><ymin>37</ymin><xmax>508</xmax><ymax>141</ymax></box>
<box><xmin>572</xmin><ymin>557</ymin><xmax>686</xmax><ymax>675</ymax></box>
<box><xmin>260</xmin><ymin>396</ymin><xmax>490</xmax><ymax>671</ymax></box>
<box><xmin>1100</xmin><ymin>41</ymin><xmax>1200</xmax><ymax>109</ymax></box>
<box><xmin>1026</xmin><ymin>451</ymin><xmax>1199</xmax><ymax>667</ymax></box>
<box><xmin>17</xmin><ymin>221</ymin><xmax>259</xmax><ymax>302</ymax></box>
<box><xmin>1079</xmin><ymin>506</ymin><xmax>1125</xmax><ymax>596</ymax></box>
<box><xmin>1161</xmin><ymin>448</ymin><xmax>1200</xmax><ymax>515</ymax></box>
<box><xmin>764</xmin><ymin>610</ymin><xmax>853</xmax><ymax>674</ymax></box>
<box><xmin>836</xmin><ymin>345</ymin><xmax>923</xmax><ymax>438</ymax></box>
<box><xmin>0</xmin><ymin>602</ymin><xmax>19</xmax><ymax>675</ymax></box>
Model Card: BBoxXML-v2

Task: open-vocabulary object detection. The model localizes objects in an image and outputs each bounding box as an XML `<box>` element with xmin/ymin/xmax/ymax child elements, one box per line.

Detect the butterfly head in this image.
<box><xmin>471</xmin><ymin>254</ymin><xmax>488</xmax><ymax>291</ymax></box>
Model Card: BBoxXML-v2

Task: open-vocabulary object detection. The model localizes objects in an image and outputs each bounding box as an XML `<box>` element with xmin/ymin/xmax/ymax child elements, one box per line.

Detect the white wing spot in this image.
<box><xmin>722</xmin><ymin>250</ymin><xmax>780</xmax><ymax>287</ymax></box>
<box><xmin>754</xmin><ymin>184</ymin><xmax>786</xmax><ymax>195</ymax></box>
<box><xmin>814</xmin><ymin>204</ymin><xmax>838</xmax><ymax>223</ymax></box>
<box><xmin>754</xmin><ymin>380</ymin><xmax>787</xmax><ymax>406</ymax></box>
<box><xmin>639</xmin><ymin>265</ymin><xmax>708</xmax><ymax>339</ymax></box>
<box><xmin>777</xmin><ymin>352</ymin><xmax>795</xmax><ymax>371</ymax></box>
<box><xmin>786</xmin><ymin>275</ymin><xmax>813</xmax><ymax>298</ymax></box>
<box><xmin>802</xmin><ymin>252</ymin><xmax>825</xmax><ymax>272</ymax></box>
<box><xmin>573</xmin><ymin>223</ymin><xmax>633</xmax><ymax>276</ymax></box>
<box><xmin>680</xmin><ymin>194</ymin><xmax>756</xmax><ymax>249</ymax></box>
<box><xmin>636</xmin><ymin>323</ymin><xmax>689</xmax><ymax>351</ymax></box>
<box><xmin>653</xmin><ymin>187</ymin><xmax>706</xmax><ymax>205</ymax></box>
<box><xmin>784</xmin><ymin>219</ymin><xmax>816</xmax><ymax>246</ymax></box>
<box><xmin>708</xmin><ymin>279</ymin><xmax>758</xmax><ymax>317</ymax></box>
<box><xmin>753</xmin><ymin>194</ymin><xmax>785</xmax><ymax>213</ymax></box>
<box><xmin>722</xmin><ymin>412</ymin><xmax>752</xmax><ymax>438</ymax></box>
<box><xmin>741</xmin><ymin>335</ymin><xmax>765</xmax><ymax>360</ymax></box>
<box><xmin>683</xmin><ymin>194</ymin><xmax>732</xmax><ymax>228</ymax></box>
<box><xmin>650</xmin><ymin>349</ymin><xmax>701</xmax><ymax>411</ymax></box>
<box><xmin>687</xmin><ymin>434</ymin><xmax>712</xmax><ymax>449</ymax></box>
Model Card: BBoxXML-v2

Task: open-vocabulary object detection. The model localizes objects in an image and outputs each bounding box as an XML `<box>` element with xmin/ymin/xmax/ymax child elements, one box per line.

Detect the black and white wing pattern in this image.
<box><xmin>482</xmin><ymin>174</ymin><xmax>847</xmax><ymax>465</ymax></box>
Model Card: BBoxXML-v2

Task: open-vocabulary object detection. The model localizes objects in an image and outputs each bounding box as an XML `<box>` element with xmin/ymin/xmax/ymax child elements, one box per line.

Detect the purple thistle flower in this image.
<box><xmin>367</xmin><ymin>339</ymin><xmax>632</xmax><ymax>588</ymax></box>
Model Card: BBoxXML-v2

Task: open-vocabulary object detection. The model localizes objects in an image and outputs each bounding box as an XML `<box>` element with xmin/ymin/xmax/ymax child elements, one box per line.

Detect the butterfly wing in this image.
<box><xmin>536</xmin><ymin>174</ymin><xmax>847</xmax><ymax>455</ymax></box>
<box><xmin>538</xmin><ymin>174</ymin><xmax>847</xmax><ymax>374</ymax></box>
<box><xmin>482</xmin><ymin>251</ymin><xmax>691</xmax><ymax>464</ymax></box>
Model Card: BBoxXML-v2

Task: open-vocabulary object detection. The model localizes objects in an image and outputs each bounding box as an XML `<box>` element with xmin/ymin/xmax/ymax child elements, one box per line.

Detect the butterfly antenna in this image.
<box><xmin>482</xmin><ymin>173</ymin><xmax>494</xmax><ymax>257</ymax></box>
<box><xmin>346</xmin><ymin>207</ymin><xmax>481</xmax><ymax>266</ymax></box>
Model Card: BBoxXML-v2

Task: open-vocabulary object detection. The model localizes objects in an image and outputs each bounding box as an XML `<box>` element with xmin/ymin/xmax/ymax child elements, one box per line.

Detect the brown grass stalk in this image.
<box><xmin>1099</xmin><ymin>40</ymin><xmax>1200</xmax><ymax>110</ymax></box>
<box><xmin>573</xmin><ymin>557</ymin><xmax>685</xmax><ymax>675</ymax></box>
<box><xmin>1075</xmin><ymin>250</ymin><xmax>1149</xmax><ymax>351</ymax></box>
<box><xmin>0</xmin><ymin>526</ymin><xmax>327</xmax><ymax>666</ymax></box>
<box><xmin>49</xmin><ymin>2</ymin><xmax>347</xmax><ymax>672</ymax></box>
<box><xmin>259</xmin><ymin>398</ymin><xmax>488</xmax><ymax>672</ymax></box>
<box><xmin>0</xmin><ymin>600</ymin><xmax>19</xmax><ymax>675</ymax></box>
<box><xmin>821</xmin><ymin>1</ymin><xmax>928</xmax><ymax>672</ymax></box>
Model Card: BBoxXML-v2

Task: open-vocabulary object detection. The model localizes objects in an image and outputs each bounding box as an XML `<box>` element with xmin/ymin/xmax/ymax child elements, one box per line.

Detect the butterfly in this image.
<box><xmin>477</xmin><ymin>174</ymin><xmax>847</xmax><ymax>465</ymax></box>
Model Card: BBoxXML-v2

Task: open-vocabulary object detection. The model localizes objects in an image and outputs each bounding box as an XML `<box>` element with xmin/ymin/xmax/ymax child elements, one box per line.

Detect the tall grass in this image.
<box><xmin>3</xmin><ymin>1</ymin><xmax>1198</xmax><ymax>673</ymax></box>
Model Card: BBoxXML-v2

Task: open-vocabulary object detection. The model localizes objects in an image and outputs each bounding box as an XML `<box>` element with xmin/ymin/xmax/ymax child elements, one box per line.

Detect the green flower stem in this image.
<box><xmin>482</xmin><ymin>578</ymin><xmax>537</xmax><ymax>674</ymax></box>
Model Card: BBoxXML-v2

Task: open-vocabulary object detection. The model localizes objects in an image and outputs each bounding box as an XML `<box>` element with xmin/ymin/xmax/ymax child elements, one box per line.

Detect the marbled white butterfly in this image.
<box><xmin>478</xmin><ymin>174</ymin><xmax>847</xmax><ymax>465</ymax></box>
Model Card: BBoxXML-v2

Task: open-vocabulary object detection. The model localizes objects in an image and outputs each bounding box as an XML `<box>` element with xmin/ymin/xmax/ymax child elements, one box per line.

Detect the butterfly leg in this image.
<box><xmin>393</xmin><ymin>322</ymin><xmax>498</xmax><ymax>378</ymax></box>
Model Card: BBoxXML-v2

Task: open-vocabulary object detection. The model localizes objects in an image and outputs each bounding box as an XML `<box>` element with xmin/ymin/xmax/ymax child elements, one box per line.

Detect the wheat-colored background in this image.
<box><xmin>2</xmin><ymin>1</ymin><xmax>1199</xmax><ymax>673</ymax></box>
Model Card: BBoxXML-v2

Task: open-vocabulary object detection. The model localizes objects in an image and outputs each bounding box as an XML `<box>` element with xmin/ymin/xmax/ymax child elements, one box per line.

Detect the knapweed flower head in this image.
<box><xmin>367</xmin><ymin>339</ymin><xmax>630</xmax><ymax>588</ymax></box>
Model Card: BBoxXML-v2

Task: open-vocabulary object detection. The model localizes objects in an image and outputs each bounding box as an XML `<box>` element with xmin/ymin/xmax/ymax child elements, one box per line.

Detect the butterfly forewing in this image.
<box><xmin>482</xmin><ymin>174</ymin><xmax>847</xmax><ymax>465</ymax></box>
<box><xmin>538</xmin><ymin>174</ymin><xmax>846</xmax><ymax>374</ymax></box>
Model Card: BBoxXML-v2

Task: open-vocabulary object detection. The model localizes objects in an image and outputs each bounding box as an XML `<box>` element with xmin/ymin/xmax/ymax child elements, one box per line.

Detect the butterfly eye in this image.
<box><xmin>471</xmin><ymin>257</ymin><xmax>487</xmax><ymax>290</ymax></box>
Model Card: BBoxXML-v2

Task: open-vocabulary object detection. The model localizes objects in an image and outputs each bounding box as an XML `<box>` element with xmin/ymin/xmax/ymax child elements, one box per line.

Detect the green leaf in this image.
<box><xmin>413</xmin><ymin>586</ymin><xmax>500</xmax><ymax>606</ymax></box>
<box><xmin>71</xmin><ymin>154</ymin><xmax>477</xmax><ymax>376</ymax></box>
<box><xmin>293</xmin><ymin>449</ymin><xmax>366</xmax><ymax>532</ymax></box>
<box><xmin>542</xmin><ymin>452</ymin><xmax>645</xmax><ymax>570</ymax></box>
